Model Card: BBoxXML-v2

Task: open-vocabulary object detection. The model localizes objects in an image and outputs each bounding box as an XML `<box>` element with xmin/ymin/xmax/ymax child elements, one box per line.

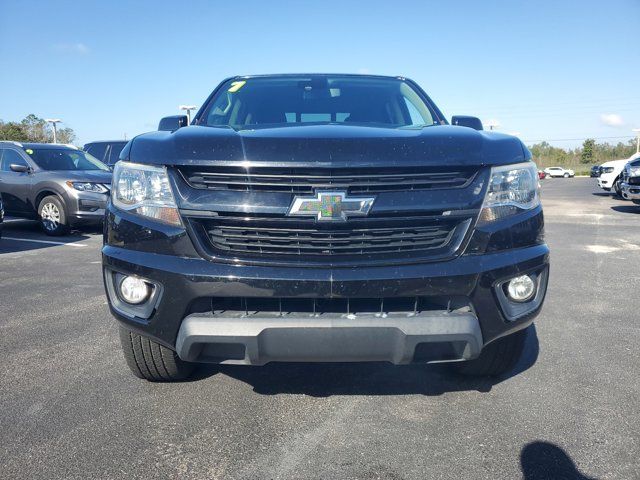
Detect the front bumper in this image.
<box><xmin>621</xmin><ymin>182</ymin><xmax>640</xmax><ymax>202</ymax></box>
<box><xmin>103</xmin><ymin>241</ymin><xmax>549</xmax><ymax>365</ymax></box>
<box><xmin>176</xmin><ymin>311</ymin><xmax>483</xmax><ymax>365</ymax></box>
<box><xmin>63</xmin><ymin>189</ymin><xmax>109</xmax><ymax>225</ymax></box>
<box><xmin>598</xmin><ymin>176</ymin><xmax>613</xmax><ymax>190</ymax></box>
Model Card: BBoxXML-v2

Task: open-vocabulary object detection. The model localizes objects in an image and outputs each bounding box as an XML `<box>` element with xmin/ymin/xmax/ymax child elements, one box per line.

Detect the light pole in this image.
<box><xmin>633</xmin><ymin>128</ymin><xmax>640</xmax><ymax>154</ymax></box>
<box><xmin>45</xmin><ymin>118</ymin><xmax>62</xmax><ymax>143</ymax></box>
<box><xmin>179</xmin><ymin>105</ymin><xmax>197</xmax><ymax>124</ymax></box>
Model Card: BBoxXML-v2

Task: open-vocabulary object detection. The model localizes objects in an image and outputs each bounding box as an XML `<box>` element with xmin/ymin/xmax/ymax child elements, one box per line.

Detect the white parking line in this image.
<box><xmin>2</xmin><ymin>237</ymin><xmax>87</xmax><ymax>247</ymax></box>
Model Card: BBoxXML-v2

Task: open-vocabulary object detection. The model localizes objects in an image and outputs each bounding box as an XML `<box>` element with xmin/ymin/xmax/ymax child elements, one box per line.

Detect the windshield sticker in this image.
<box><xmin>228</xmin><ymin>80</ymin><xmax>246</xmax><ymax>93</ymax></box>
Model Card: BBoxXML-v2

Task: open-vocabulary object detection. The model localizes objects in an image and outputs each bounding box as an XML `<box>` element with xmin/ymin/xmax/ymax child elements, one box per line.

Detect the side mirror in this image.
<box><xmin>10</xmin><ymin>164</ymin><xmax>30</xmax><ymax>173</ymax></box>
<box><xmin>158</xmin><ymin>115</ymin><xmax>189</xmax><ymax>131</ymax></box>
<box><xmin>451</xmin><ymin>116</ymin><xmax>483</xmax><ymax>131</ymax></box>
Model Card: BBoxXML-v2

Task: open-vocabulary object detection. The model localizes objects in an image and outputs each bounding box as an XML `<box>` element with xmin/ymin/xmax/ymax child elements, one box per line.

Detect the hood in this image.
<box><xmin>59</xmin><ymin>169</ymin><xmax>113</xmax><ymax>184</ymax></box>
<box><xmin>128</xmin><ymin>124</ymin><xmax>529</xmax><ymax>168</ymax></box>
<box><xmin>601</xmin><ymin>159</ymin><xmax>631</xmax><ymax>168</ymax></box>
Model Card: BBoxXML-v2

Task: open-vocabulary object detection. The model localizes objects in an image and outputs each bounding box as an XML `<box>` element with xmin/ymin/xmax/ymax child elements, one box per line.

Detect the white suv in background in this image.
<box><xmin>597</xmin><ymin>154</ymin><xmax>640</xmax><ymax>196</ymax></box>
<box><xmin>544</xmin><ymin>166</ymin><xmax>574</xmax><ymax>178</ymax></box>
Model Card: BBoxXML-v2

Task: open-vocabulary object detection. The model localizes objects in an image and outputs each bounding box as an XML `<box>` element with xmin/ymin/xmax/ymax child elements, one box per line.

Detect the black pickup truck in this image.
<box><xmin>103</xmin><ymin>74</ymin><xmax>549</xmax><ymax>381</ymax></box>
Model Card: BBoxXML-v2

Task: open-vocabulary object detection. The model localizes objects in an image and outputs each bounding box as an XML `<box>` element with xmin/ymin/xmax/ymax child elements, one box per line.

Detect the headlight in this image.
<box><xmin>629</xmin><ymin>166</ymin><xmax>640</xmax><ymax>177</ymax></box>
<box><xmin>602</xmin><ymin>167</ymin><xmax>614</xmax><ymax>174</ymax></box>
<box><xmin>112</xmin><ymin>161</ymin><xmax>181</xmax><ymax>226</ymax></box>
<box><xmin>66</xmin><ymin>181</ymin><xmax>108</xmax><ymax>193</ymax></box>
<box><xmin>479</xmin><ymin>162</ymin><xmax>540</xmax><ymax>223</ymax></box>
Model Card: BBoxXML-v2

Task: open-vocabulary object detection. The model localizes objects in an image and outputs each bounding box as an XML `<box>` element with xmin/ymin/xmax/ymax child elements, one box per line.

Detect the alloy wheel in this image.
<box><xmin>41</xmin><ymin>202</ymin><xmax>60</xmax><ymax>231</ymax></box>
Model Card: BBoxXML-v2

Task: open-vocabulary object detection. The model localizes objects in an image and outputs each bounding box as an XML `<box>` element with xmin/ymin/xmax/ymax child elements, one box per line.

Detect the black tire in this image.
<box><xmin>119</xmin><ymin>327</ymin><xmax>195</xmax><ymax>381</ymax></box>
<box><xmin>563</xmin><ymin>173</ymin><xmax>569</xmax><ymax>178</ymax></box>
<box><xmin>38</xmin><ymin>195</ymin><xmax>70</xmax><ymax>236</ymax></box>
<box><xmin>452</xmin><ymin>328</ymin><xmax>527</xmax><ymax>377</ymax></box>
<box><xmin>613</xmin><ymin>178</ymin><xmax>623</xmax><ymax>198</ymax></box>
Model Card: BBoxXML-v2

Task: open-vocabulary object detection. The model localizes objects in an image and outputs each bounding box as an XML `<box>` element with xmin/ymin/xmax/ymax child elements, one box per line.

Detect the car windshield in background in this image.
<box><xmin>200</xmin><ymin>76</ymin><xmax>440</xmax><ymax>129</ymax></box>
<box><xmin>108</xmin><ymin>142</ymin><xmax>127</xmax><ymax>165</ymax></box>
<box><xmin>27</xmin><ymin>149</ymin><xmax>109</xmax><ymax>171</ymax></box>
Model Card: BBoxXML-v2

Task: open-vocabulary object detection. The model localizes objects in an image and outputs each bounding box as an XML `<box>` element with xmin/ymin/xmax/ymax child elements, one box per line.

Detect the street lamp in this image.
<box><xmin>45</xmin><ymin>118</ymin><xmax>62</xmax><ymax>143</ymax></box>
<box><xmin>633</xmin><ymin>128</ymin><xmax>640</xmax><ymax>154</ymax></box>
<box><xmin>179</xmin><ymin>105</ymin><xmax>197</xmax><ymax>124</ymax></box>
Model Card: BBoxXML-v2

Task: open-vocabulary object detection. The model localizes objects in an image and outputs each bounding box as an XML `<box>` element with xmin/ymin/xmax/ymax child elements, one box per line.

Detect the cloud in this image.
<box><xmin>600</xmin><ymin>113</ymin><xmax>624</xmax><ymax>127</ymax></box>
<box><xmin>357</xmin><ymin>68</ymin><xmax>371</xmax><ymax>74</ymax></box>
<box><xmin>52</xmin><ymin>42</ymin><xmax>90</xmax><ymax>55</ymax></box>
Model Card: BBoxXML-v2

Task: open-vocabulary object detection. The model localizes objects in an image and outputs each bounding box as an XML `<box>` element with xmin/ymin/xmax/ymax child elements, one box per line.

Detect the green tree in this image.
<box><xmin>56</xmin><ymin>127</ymin><xmax>76</xmax><ymax>144</ymax></box>
<box><xmin>0</xmin><ymin>120</ymin><xmax>29</xmax><ymax>141</ymax></box>
<box><xmin>21</xmin><ymin>114</ymin><xmax>49</xmax><ymax>142</ymax></box>
<box><xmin>581</xmin><ymin>138</ymin><xmax>595</xmax><ymax>164</ymax></box>
<box><xmin>529</xmin><ymin>141</ymin><xmax>576</xmax><ymax>168</ymax></box>
<box><xmin>0</xmin><ymin>114</ymin><xmax>77</xmax><ymax>144</ymax></box>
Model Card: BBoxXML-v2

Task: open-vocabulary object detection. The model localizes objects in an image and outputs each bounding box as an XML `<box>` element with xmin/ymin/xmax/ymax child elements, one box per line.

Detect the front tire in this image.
<box><xmin>613</xmin><ymin>178</ymin><xmax>623</xmax><ymax>197</ymax></box>
<box><xmin>452</xmin><ymin>328</ymin><xmax>527</xmax><ymax>377</ymax></box>
<box><xmin>119</xmin><ymin>327</ymin><xmax>195</xmax><ymax>381</ymax></box>
<box><xmin>38</xmin><ymin>195</ymin><xmax>70</xmax><ymax>236</ymax></box>
<box><xmin>563</xmin><ymin>173</ymin><xmax>569</xmax><ymax>178</ymax></box>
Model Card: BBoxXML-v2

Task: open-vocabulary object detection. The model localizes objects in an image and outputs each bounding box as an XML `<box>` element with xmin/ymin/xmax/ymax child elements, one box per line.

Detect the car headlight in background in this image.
<box><xmin>66</xmin><ymin>181</ymin><xmax>109</xmax><ymax>193</ymax></box>
<box><xmin>479</xmin><ymin>162</ymin><xmax>540</xmax><ymax>223</ymax></box>
<box><xmin>601</xmin><ymin>167</ymin><xmax>614</xmax><ymax>174</ymax></box>
<box><xmin>112</xmin><ymin>161</ymin><xmax>182</xmax><ymax>226</ymax></box>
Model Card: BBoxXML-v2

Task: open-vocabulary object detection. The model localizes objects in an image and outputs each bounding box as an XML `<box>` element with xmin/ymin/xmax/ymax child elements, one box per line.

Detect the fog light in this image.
<box><xmin>507</xmin><ymin>275</ymin><xmax>536</xmax><ymax>302</ymax></box>
<box><xmin>119</xmin><ymin>276</ymin><xmax>151</xmax><ymax>304</ymax></box>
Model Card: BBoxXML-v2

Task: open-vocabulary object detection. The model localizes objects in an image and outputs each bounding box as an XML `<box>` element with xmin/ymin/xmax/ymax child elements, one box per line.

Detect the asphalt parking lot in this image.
<box><xmin>1</xmin><ymin>177</ymin><xmax>639</xmax><ymax>480</ymax></box>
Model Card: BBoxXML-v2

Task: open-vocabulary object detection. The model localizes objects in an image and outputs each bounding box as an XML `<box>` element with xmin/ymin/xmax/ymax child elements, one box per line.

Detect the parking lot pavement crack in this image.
<box><xmin>237</xmin><ymin>398</ymin><xmax>360</xmax><ymax>480</ymax></box>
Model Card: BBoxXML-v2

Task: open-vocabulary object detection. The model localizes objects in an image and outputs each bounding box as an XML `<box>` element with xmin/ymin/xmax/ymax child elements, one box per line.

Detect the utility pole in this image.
<box><xmin>179</xmin><ymin>105</ymin><xmax>197</xmax><ymax>124</ymax></box>
<box><xmin>45</xmin><ymin>118</ymin><xmax>62</xmax><ymax>143</ymax></box>
<box><xmin>633</xmin><ymin>128</ymin><xmax>640</xmax><ymax>154</ymax></box>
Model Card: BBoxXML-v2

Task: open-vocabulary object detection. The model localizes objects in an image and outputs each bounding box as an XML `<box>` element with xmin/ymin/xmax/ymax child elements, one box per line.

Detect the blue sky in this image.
<box><xmin>1</xmin><ymin>0</ymin><xmax>639</xmax><ymax>148</ymax></box>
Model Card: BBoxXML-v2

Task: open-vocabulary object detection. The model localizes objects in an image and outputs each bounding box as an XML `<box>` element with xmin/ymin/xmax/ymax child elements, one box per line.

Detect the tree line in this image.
<box><xmin>0</xmin><ymin>114</ymin><xmax>76</xmax><ymax>144</ymax></box>
<box><xmin>528</xmin><ymin>138</ymin><xmax>637</xmax><ymax>170</ymax></box>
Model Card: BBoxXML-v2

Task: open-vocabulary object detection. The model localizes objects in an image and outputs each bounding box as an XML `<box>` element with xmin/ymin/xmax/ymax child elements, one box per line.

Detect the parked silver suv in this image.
<box><xmin>0</xmin><ymin>142</ymin><xmax>112</xmax><ymax>235</ymax></box>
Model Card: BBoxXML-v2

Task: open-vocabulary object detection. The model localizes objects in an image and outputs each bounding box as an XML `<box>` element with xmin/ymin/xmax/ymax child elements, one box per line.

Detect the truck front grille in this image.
<box><xmin>178</xmin><ymin>166</ymin><xmax>477</xmax><ymax>194</ymax></box>
<box><xmin>188</xmin><ymin>212</ymin><xmax>471</xmax><ymax>264</ymax></box>
<box><xmin>177</xmin><ymin>164</ymin><xmax>482</xmax><ymax>265</ymax></box>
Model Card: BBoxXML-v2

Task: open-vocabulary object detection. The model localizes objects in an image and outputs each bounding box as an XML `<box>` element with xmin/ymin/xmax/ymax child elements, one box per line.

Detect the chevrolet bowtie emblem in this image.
<box><xmin>288</xmin><ymin>191</ymin><xmax>376</xmax><ymax>221</ymax></box>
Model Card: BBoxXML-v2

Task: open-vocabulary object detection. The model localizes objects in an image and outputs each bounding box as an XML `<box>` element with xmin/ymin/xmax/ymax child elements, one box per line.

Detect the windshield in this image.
<box><xmin>26</xmin><ymin>148</ymin><xmax>109</xmax><ymax>171</ymax></box>
<box><xmin>198</xmin><ymin>76</ymin><xmax>440</xmax><ymax>129</ymax></box>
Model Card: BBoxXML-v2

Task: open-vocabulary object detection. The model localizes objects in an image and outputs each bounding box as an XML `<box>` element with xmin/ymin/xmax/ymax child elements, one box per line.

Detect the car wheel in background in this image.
<box><xmin>38</xmin><ymin>195</ymin><xmax>70</xmax><ymax>236</ymax></box>
<box><xmin>119</xmin><ymin>327</ymin><xmax>195</xmax><ymax>381</ymax></box>
<box><xmin>613</xmin><ymin>178</ymin><xmax>623</xmax><ymax>198</ymax></box>
<box><xmin>451</xmin><ymin>328</ymin><xmax>527</xmax><ymax>377</ymax></box>
<box><xmin>563</xmin><ymin>173</ymin><xmax>569</xmax><ymax>178</ymax></box>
